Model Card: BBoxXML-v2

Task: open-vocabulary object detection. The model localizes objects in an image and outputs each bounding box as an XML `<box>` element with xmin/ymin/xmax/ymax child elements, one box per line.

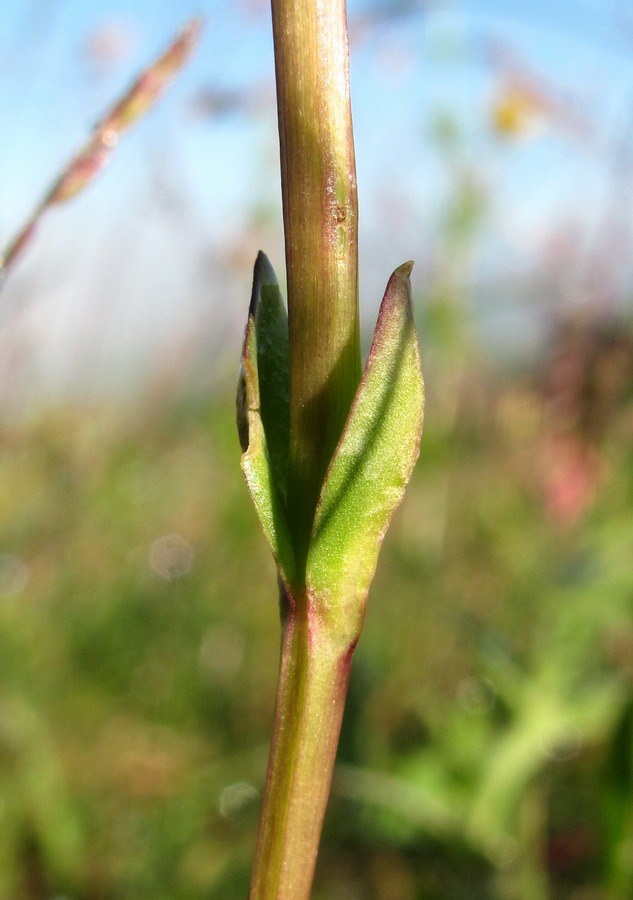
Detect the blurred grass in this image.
<box><xmin>1</xmin><ymin>323</ymin><xmax>633</xmax><ymax>898</ymax></box>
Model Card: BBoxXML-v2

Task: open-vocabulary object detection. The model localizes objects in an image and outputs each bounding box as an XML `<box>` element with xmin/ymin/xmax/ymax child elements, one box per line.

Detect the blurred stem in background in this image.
<box><xmin>0</xmin><ymin>18</ymin><xmax>201</xmax><ymax>283</ymax></box>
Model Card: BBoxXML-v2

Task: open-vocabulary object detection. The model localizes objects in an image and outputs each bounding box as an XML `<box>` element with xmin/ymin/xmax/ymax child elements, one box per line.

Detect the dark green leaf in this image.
<box><xmin>237</xmin><ymin>252</ymin><xmax>296</xmax><ymax>588</ymax></box>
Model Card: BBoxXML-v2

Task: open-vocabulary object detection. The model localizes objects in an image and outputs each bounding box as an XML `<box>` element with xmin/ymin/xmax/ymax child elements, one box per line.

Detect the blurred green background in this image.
<box><xmin>2</xmin><ymin>2</ymin><xmax>633</xmax><ymax>898</ymax></box>
<box><xmin>2</xmin><ymin>312</ymin><xmax>632</xmax><ymax>899</ymax></box>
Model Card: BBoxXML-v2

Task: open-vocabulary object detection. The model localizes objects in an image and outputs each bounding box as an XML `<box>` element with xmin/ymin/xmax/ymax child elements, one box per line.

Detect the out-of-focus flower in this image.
<box><xmin>489</xmin><ymin>59</ymin><xmax>592</xmax><ymax>145</ymax></box>
<box><xmin>491</xmin><ymin>83</ymin><xmax>547</xmax><ymax>139</ymax></box>
<box><xmin>540</xmin><ymin>432</ymin><xmax>602</xmax><ymax>525</ymax></box>
<box><xmin>538</xmin><ymin>321</ymin><xmax>633</xmax><ymax>526</ymax></box>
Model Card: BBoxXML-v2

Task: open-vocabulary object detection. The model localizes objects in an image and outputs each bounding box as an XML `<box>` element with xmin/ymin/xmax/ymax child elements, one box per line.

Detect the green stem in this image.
<box><xmin>249</xmin><ymin>1</ymin><xmax>361</xmax><ymax>893</ymax></box>
<box><xmin>249</xmin><ymin>590</ymin><xmax>353</xmax><ymax>899</ymax></box>
<box><xmin>271</xmin><ymin>0</ymin><xmax>361</xmax><ymax>566</ymax></box>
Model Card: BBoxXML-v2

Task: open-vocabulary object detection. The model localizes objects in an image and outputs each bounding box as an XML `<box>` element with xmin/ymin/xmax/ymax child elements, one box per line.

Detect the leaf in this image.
<box><xmin>237</xmin><ymin>252</ymin><xmax>296</xmax><ymax>587</ymax></box>
<box><xmin>251</xmin><ymin>253</ymin><xmax>290</xmax><ymax>501</ymax></box>
<box><xmin>306</xmin><ymin>262</ymin><xmax>424</xmax><ymax>636</ymax></box>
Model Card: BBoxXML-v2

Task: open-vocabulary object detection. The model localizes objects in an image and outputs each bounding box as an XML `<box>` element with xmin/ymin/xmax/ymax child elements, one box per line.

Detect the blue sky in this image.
<box><xmin>1</xmin><ymin>0</ymin><xmax>633</xmax><ymax>401</ymax></box>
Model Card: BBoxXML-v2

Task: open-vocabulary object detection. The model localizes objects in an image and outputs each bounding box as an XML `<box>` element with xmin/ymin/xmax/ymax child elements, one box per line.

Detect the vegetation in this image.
<box><xmin>1</xmin><ymin>5</ymin><xmax>633</xmax><ymax>899</ymax></box>
<box><xmin>1</xmin><ymin>313</ymin><xmax>632</xmax><ymax>898</ymax></box>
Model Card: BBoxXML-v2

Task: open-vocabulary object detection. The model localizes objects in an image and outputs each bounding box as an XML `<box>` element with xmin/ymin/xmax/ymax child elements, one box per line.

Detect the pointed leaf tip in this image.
<box><xmin>250</xmin><ymin>251</ymin><xmax>278</xmax><ymax>316</ymax></box>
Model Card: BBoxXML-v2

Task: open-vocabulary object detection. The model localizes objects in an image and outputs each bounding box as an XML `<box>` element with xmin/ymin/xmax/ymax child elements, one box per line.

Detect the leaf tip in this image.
<box><xmin>249</xmin><ymin>251</ymin><xmax>278</xmax><ymax>316</ymax></box>
<box><xmin>254</xmin><ymin>250</ymin><xmax>277</xmax><ymax>283</ymax></box>
<box><xmin>396</xmin><ymin>260</ymin><xmax>414</xmax><ymax>279</ymax></box>
<box><xmin>384</xmin><ymin>260</ymin><xmax>414</xmax><ymax>310</ymax></box>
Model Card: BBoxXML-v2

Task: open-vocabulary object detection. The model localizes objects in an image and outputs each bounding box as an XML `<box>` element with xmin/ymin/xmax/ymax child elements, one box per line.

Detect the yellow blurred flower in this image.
<box><xmin>491</xmin><ymin>84</ymin><xmax>547</xmax><ymax>139</ymax></box>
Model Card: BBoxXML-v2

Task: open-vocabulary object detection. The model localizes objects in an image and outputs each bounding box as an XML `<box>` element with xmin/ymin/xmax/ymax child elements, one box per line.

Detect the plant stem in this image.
<box><xmin>271</xmin><ymin>0</ymin><xmax>361</xmax><ymax>567</ymax></box>
<box><xmin>249</xmin><ymin>1</ymin><xmax>361</xmax><ymax>894</ymax></box>
<box><xmin>249</xmin><ymin>590</ymin><xmax>353</xmax><ymax>899</ymax></box>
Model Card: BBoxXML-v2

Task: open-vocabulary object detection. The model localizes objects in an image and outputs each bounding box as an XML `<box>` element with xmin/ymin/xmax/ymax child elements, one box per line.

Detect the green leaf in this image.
<box><xmin>306</xmin><ymin>261</ymin><xmax>424</xmax><ymax>637</ymax></box>
<box><xmin>237</xmin><ymin>252</ymin><xmax>296</xmax><ymax>587</ymax></box>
